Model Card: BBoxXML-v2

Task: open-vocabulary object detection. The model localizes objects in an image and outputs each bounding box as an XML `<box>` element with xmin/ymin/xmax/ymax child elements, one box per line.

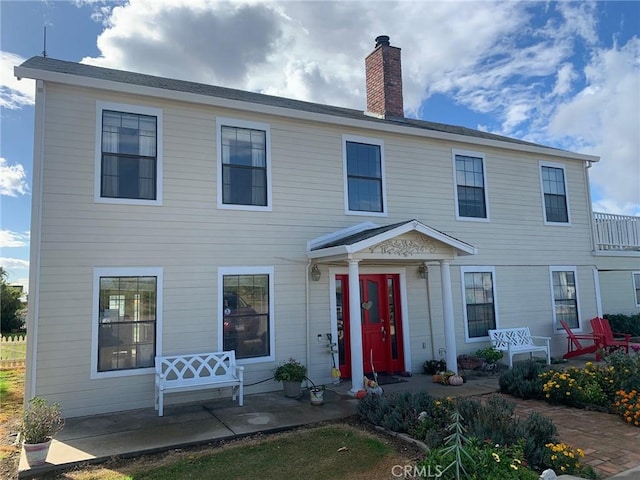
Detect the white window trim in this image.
<box><xmin>539</xmin><ymin>160</ymin><xmax>571</xmax><ymax>226</ymax></box>
<box><xmin>452</xmin><ymin>149</ymin><xmax>490</xmax><ymax>222</ymax></box>
<box><xmin>549</xmin><ymin>266</ymin><xmax>582</xmax><ymax>333</ymax></box>
<box><xmin>94</xmin><ymin>101</ymin><xmax>163</xmax><ymax>206</ymax></box>
<box><xmin>342</xmin><ymin>134</ymin><xmax>388</xmax><ymax>217</ymax></box>
<box><xmin>633</xmin><ymin>272</ymin><xmax>640</xmax><ymax>307</ymax></box>
<box><xmin>216</xmin><ymin>117</ymin><xmax>272</xmax><ymax>211</ymax></box>
<box><xmin>218</xmin><ymin>266</ymin><xmax>275</xmax><ymax>365</ymax></box>
<box><xmin>91</xmin><ymin>267</ymin><xmax>163</xmax><ymax>379</ymax></box>
<box><xmin>460</xmin><ymin>266</ymin><xmax>498</xmax><ymax>342</ymax></box>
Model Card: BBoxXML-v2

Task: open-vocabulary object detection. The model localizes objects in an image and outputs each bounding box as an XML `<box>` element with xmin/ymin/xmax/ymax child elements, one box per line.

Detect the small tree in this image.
<box><xmin>1</xmin><ymin>267</ymin><xmax>25</xmax><ymax>333</ymax></box>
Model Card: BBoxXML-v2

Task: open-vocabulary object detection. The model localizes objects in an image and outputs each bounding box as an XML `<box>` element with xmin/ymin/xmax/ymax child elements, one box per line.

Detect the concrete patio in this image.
<box><xmin>18</xmin><ymin>358</ymin><xmax>640</xmax><ymax>479</ymax></box>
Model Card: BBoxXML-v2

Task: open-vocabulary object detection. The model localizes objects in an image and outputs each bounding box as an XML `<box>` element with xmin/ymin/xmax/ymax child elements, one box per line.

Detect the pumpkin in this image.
<box><xmin>448</xmin><ymin>374</ymin><xmax>464</xmax><ymax>386</ymax></box>
<box><xmin>432</xmin><ymin>374</ymin><xmax>443</xmax><ymax>384</ymax></box>
<box><xmin>355</xmin><ymin>390</ymin><xmax>367</xmax><ymax>399</ymax></box>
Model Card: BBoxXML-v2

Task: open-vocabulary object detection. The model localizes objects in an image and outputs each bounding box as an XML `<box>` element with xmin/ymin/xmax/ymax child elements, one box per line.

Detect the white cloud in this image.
<box><xmin>0</xmin><ymin>230</ymin><xmax>30</xmax><ymax>248</ymax></box>
<box><xmin>0</xmin><ymin>51</ymin><xmax>35</xmax><ymax>109</ymax></box>
<box><xmin>71</xmin><ymin>0</ymin><xmax>636</xmax><ymax>215</ymax></box>
<box><xmin>0</xmin><ymin>162</ymin><xmax>29</xmax><ymax>197</ymax></box>
<box><xmin>549</xmin><ymin>37</ymin><xmax>640</xmax><ymax>215</ymax></box>
<box><xmin>0</xmin><ymin>257</ymin><xmax>29</xmax><ymax>270</ymax></box>
<box><xmin>0</xmin><ymin>157</ymin><xmax>30</xmax><ymax>196</ymax></box>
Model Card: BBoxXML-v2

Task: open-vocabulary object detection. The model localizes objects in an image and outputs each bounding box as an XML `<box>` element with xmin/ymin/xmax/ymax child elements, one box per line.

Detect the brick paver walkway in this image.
<box><xmin>508</xmin><ymin>396</ymin><xmax>640</xmax><ymax>478</ymax></box>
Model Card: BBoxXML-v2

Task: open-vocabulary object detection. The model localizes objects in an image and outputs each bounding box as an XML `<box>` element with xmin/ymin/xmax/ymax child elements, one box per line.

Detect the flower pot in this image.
<box><xmin>282</xmin><ymin>380</ymin><xmax>303</xmax><ymax>398</ymax></box>
<box><xmin>310</xmin><ymin>387</ymin><xmax>324</xmax><ymax>406</ymax></box>
<box><xmin>23</xmin><ymin>439</ymin><xmax>52</xmax><ymax>466</ymax></box>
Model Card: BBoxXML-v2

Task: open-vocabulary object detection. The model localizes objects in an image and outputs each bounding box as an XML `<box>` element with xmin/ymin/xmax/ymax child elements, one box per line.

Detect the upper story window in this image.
<box><xmin>92</xmin><ymin>267</ymin><xmax>162</xmax><ymax>379</ymax></box>
<box><xmin>461</xmin><ymin>266</ymin><xmax>498</xmax><ymax>340</ymax></box>
<box><xmin>453</xmin><ymin>150</ymin><xmax>488</xmax><ymax>221</ymax></box>
<box><xmin>549</xmin><ymin>267</ymin><xmax>580</xmax><ymax>330</ymax></box>
<box><xmin>343</xmin><ymin>135</ymin><xmax>386</xmax><ymax>216</ymax></box>
<box><xmin>540</xmin><ymin>162</ymin><xmax>570</xmax><ymax>224</ymax></box>
<box><xmin>633</xmin><ymin>272</ymin><xmax>640</xmax><ymax>307</ymax></box>
<box><xmin>217</xmin><ymin>118</ymin><xmax>271</xmax><ymax>211</ymax></box>
<box><xmin>95</xmin><ymin>102</ymin><xmax>163</xmax><ymax>205</ymax></box>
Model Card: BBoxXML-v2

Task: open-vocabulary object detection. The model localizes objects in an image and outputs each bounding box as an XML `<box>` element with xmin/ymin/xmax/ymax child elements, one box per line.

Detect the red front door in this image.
<box><xmin>336</xmin><ymin>274</ymin><xmax>404</xmax><ymax>378</ymax></box>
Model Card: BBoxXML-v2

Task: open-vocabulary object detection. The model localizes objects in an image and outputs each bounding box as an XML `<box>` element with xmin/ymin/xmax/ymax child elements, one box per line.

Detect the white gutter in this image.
<box><xmin>14</xmin><ymin>64</ymin><xmax>600</xmax><ymax>164</ymax></box>
<box><xmin>25</xmin><ymin>79</ymin><xmax>46</xmax><ymax>402</ymax></box>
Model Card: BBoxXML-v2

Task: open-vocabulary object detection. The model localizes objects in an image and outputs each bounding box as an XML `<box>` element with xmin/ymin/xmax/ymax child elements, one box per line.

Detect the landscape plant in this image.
<box><xmin>273</xmin><ymin>358</ymin><xmax>307</xmax><ymax>382</ymax></box>
<box><xmin>613</xmin><ymin>390</ymin><xmax>640</xmax><ymax>427</ymax></box>
<box><xmin>20</xmin><ymin>397</ymin><xmax>64</xmax><ymax>444</ymax></box>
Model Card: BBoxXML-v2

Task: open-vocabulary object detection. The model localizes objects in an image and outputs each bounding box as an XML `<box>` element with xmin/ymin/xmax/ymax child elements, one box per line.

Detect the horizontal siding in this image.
<box><xmin>34</xmin><ymin>82</ymin><xmax>604</xmax><ymax>416</ymax></box>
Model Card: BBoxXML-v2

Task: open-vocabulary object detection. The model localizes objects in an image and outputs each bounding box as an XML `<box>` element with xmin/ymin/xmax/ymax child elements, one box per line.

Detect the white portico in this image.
<box><xmin>308</xmin><ymin>220</ymin><xmax>477</xmax><ymax>394</ymax></box>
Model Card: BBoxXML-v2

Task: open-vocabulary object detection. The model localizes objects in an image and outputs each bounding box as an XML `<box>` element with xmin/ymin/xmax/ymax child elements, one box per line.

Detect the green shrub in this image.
<box><xmin>498</xmin><ymin>360</ymin><xmax>546</xmax><ymax>399</ymax></box>
<box><xmin>517</xmin><ymin>411</ymin><xmax>558</xmax><ymax>470</ymax></box>
<box><xmin>475</xmin><ymin>346</ymin><xmax>503</xmax><ymax>363</ymax></box>
<box><xmin>603</xmin><ymin>351</ymin><xmax>640</xmax><ymax>392</ymax></box>
<box><xmin>604</xmin><ymin>313</ymin><xmax>640</xmax><ymax>337</ymax></box>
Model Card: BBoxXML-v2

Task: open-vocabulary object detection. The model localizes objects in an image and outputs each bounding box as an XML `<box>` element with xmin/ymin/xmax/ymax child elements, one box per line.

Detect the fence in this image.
<box><xmin>1</xmin><ymin>334</ymin><xmax>27</xmax><ymax>367</ymax></box>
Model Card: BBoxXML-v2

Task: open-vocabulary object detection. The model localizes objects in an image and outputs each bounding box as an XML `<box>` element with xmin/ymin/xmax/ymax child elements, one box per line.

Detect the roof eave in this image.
<box><xmin>14</xmin><ymin>64</ymin><xmax>600</xmax><ymax>164</ymax></box>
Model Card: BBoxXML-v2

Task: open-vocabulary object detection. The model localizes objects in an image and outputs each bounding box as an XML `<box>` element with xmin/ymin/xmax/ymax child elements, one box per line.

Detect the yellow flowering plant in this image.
<box><xmin>544</xmin><ymin>442</ymin><xmax>590</xmax><ymax>476</ymax></box>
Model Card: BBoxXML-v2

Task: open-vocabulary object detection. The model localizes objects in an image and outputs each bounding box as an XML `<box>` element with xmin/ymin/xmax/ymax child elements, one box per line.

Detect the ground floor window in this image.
<box><xmin>633</xmin><ymin>272</ymin><xmax>640</xmax><ymax>307</ymax></box>
<box><xmin>219</xmin><ymin>267</ymin><xmax>273</xmax><ymax>361</ymax></box>
<box><xmin>96</xmin><ymin>272</ymin><xmax>158</xmax><ymax>373</ymax></box>
<box><xmin>550</xmin><ymin>267</ymin><xmax>579</xmax><ymax>329</ymax></box>
<box><xmin>461</xmin><ymin>266</ymin><xmax>497</xmax><ymax>339</ymax></box>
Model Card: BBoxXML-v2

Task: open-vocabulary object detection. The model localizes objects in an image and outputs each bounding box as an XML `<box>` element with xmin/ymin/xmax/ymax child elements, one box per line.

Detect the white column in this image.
<box><xmin>440</xmin><ymin>260</ymin><xmax>458</xmax><ymax>374</ymax></box>
<box><xmin>348</xmin><ymin>259</ymin><xmax>364</xmax><ymax>394</ymax></box>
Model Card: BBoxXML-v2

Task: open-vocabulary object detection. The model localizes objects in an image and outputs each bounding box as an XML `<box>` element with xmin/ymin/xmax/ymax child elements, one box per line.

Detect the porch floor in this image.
<box><xmin>18</xmin><ymin>355</ymin><xmax>640</xmax><ymax>479</ymax></box>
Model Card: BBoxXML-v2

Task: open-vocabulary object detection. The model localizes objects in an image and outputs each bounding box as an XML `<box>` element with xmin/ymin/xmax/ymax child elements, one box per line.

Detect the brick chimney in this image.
<box><xmin>365</xmin><ymin>35</ymin><xmax>404</xmax><ymax>119</ymax></box>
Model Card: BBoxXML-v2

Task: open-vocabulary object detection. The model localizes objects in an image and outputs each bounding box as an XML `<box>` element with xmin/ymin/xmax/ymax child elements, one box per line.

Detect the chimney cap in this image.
<box><xmin>375</xmin><ymin>35</ymin><xmax>390</xmax><ymax>48</ymax></box>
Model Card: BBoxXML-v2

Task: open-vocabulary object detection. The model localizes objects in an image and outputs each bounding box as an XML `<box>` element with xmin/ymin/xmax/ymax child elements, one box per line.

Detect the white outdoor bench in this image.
<box><xmin>155</xmin><ymin>351</ymin><xmax>244</xmax><ymax>417</ymax></box>
<box><xmin>489</xmin><ymin>327</ymin><xmax>551</xmax><ymax>369</ymax></box>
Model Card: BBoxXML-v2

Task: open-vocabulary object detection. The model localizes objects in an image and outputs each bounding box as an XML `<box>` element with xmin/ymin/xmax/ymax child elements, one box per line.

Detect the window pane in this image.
<box><xmin>542</xmin><ymin>166</ymin><xmax>568</xmax><ymax>222</ymax></box>
<box><xmin>552</xmin><ymin>271</ymin><xmax>578</xmax><ymax>328</ymax></box>
<box><xmin>464</xmin><ymin>271</ymin><xmax>496</xmax><ymax>338</ymax></box>
<box><xmin>348</xmin><ymin>177</ymin><xmax>383</xmax><ymax>212</ymax></box>
<box><xmin>101</xmin><ymin>110</ymin><xmax>157</xmax><ymax>200</ymax></box>
<box><xmin>221</xmin><ymin>126</ymin><xmax>268</xmax><ymax>206</ymax></box>
<box><xmin>223</xmin><ymin>274</ymin><xmax>270</xmax><ymax>359</ymax></box>
<box><xmin>456</xmin><ymin>155</ymin><xmax>486</xmax><ymax>218</ymax></box>
<box><xmin>634</xmin><ymin>273</ymin><xmax>640</xmax><ymax>306</ymax></box>
<box><xmin>98</xmin><ymin>276</ymin><xmax>156</xmax><ymax>372</ymax></box>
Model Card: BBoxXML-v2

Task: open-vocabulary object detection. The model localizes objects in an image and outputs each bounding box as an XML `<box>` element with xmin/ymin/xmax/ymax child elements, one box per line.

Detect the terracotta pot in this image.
<box><xmin>23</xmin><ymin>439</ymin><xmax>52</xmax><ymax>466</ymax></box>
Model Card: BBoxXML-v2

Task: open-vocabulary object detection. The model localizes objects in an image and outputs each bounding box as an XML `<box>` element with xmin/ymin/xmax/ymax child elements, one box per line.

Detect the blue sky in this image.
<box><xmin>1</xmin><ymin>0</ymin><xmax>639</xmax><ymax>291</ymax></box>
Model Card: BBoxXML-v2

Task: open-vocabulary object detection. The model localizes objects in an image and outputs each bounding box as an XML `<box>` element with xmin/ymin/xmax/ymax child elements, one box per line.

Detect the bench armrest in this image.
<box><xmin>531</xmin><ymin>336</ymin><xmax>551</xmax><ymax>341</ymax></box>
<box><xmin>236</xmin><ymin>365</ymin><xmax>244</xmax><ymax>379</ymax></box>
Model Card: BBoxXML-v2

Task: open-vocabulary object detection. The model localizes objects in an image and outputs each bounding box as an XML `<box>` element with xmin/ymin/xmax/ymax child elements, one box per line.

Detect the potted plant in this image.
<box><xmin>20</xmin><ymin>397</ymin><xmax>64</xmax><ymax>466</ymax></box>
<box><xmin>274</xmin><ymin>358</ymin><xmax>307</xmax><ymax>398</ymax></box>
<box><xmin>475</xmin><ymin>346</ymin><xmax>503</xmax><ymax>364</ymax></box>
<box><xmin>423</xmin><ymin>359</ymin><xmax>446</xmax><ymax>375</ymax></box>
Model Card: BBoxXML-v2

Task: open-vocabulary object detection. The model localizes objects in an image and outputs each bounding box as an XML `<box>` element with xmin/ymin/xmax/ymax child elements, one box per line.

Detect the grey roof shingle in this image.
<box><xmin>18</xmin><ymin>55</ymin><xmax>554</xmax><ymax>150</ymax></box>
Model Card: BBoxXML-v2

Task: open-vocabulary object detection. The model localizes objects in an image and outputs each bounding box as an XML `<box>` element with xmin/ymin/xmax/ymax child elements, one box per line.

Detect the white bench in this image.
<box><xmin>489</xmin><ymin>327</ymin><xmax>551</xmax><ymax>368</ymax></box>
<box><xmin>155</xmin><ymin>351</ymin><xmax>244</xmax><ymax>417</ymax></box>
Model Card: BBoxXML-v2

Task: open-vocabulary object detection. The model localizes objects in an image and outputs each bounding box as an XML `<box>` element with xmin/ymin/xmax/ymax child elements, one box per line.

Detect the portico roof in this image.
<box><xmin>307</xmin><ymin>219</ymin><xmax>477</xmax><ymax>262</ymax></box>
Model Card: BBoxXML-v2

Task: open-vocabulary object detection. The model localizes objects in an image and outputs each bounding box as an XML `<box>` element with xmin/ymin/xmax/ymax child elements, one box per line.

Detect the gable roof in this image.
<box><xmin>308</xmin><ymin>219</ymin><xmax>477</xmax><ymax>259</ymax></box>
<box><xmin>16</xmin><ymin>55</ymin><xmax>577</xmax><ymax>155</ymax></box>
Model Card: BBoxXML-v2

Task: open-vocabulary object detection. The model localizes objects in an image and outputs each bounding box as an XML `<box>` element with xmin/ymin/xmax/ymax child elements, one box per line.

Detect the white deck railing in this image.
<box><xmin>0</xmin><ymin>334</ymin><xmax>27</xmax><ymax>367</ymax></box>
<box><xmin>593</xmin><ymin>212</ymin><xmax>640</xmax><ymax>251</ymax></box>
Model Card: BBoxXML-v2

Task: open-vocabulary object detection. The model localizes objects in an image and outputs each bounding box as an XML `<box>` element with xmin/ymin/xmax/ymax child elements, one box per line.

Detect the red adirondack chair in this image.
<box><xmin>559</xmin><ymin>320</ymin><xmax>601</xmax><ymax>359</ymax></box>
<box><xmin>589</xmin><ymin>317</ymin><xmax>639</xmax><ymax>356</ymax></box>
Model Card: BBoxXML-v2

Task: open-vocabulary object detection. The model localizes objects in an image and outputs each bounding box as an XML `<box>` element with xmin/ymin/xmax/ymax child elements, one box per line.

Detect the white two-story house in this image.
<box><xmin>15</xmin><ymin>36</ymin><xmax>639</xmax><ymax>417</ymax></box>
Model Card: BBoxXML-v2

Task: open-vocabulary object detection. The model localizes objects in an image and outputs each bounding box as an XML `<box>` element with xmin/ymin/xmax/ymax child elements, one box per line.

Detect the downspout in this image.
<box><xmin>305</xmin><ymin>260</ymin><xmax>311</xmax><ymax>388</ymax></box>
<box><xmin>25</xmin><ymin>79</ymin><xmax>46</xmax><ymax>403</ymax></box>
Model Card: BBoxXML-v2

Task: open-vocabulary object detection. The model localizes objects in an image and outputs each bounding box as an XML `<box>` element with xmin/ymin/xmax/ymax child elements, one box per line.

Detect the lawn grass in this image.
<box><xmin>54</xmin><ymin>425</ymin><xmax>403</xmax><ymax>480</ymax></box>
<box><xmin>0</xmin><ymin>367</ymin><xmax>25</xmax><ymax>463</ymax></box>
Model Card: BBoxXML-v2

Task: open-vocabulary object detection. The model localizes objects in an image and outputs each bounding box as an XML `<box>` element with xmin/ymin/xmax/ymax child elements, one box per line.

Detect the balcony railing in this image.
<box><xmin>593</xmin><ymin>212</ymin><xmax>640</xmax><ymax>251</ymax></box>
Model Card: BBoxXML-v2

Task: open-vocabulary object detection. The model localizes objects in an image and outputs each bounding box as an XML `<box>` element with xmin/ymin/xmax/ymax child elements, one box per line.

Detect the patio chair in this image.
<box><xmin>589</xmin><ymin>317</ymin><xmax>640</xmax><ymax>356</ymax></box>
<box><xmin>559</xmin><ymin>320</ymin><xmax>601</xmax><ymax>360</ymax></box>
